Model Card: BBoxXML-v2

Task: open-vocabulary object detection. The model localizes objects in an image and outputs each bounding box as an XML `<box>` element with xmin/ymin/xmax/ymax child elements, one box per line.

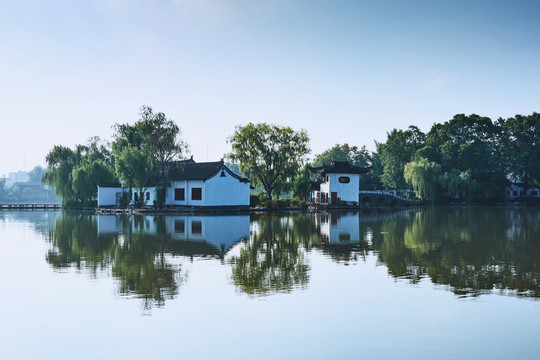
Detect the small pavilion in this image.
<box><xmin>308</xmin><ymin>160</ymin><xmax>370</xmax><ymax>205</ymax></box>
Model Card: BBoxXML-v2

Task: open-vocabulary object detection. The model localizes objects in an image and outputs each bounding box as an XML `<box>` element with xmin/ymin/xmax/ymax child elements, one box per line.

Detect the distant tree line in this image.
<box><xmin>42</xmin><ymin>107</ymin><xmax>539</xmax><ymax>207</ymax></box>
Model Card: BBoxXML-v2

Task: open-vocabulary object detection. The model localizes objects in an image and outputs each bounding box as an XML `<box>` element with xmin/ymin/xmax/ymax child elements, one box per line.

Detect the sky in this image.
<box><xmin>1</xmin><ymin>0</ymin><xmax>539</xmax><ymax>176</ymax></box>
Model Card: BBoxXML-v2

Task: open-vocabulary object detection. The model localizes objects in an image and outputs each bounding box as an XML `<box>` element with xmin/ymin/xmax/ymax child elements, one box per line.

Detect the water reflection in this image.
<box><xmin>229</xmin><ymin>213</ymin><xmax>310</xmax><ymax>296</ymax></box>
<box><xmin>45</xmin><ymin>213</ymin><xmax>250</xmax><ymax>309</ymax></box>
<box><xmin>37</xmin><ymin>207</ymin><xmax>540</xmax><ymax>307</ymax></box>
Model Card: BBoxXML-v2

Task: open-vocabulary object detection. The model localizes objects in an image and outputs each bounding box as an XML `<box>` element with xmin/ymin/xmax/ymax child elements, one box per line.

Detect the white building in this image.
<box><xmin>97</xmin><ymin>158</ymin><xmax>251</xmax><ymax>208</ymax></box>
<box><xmin>309</xmin><ymin>160</ymin><xmax>371</xmax><ymax>205</ymax></box>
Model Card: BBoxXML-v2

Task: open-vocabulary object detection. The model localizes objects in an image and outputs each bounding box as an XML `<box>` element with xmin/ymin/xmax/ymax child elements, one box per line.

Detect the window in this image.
<box><xmin>220</xmin><ymin>170</ymin><xmax>226</xmax><ymax>177</ymax></box>
<box><xmin>146</xmin><ymin>192</ymin><xmax>150</xmax><ymax>201</ymax></box>
<box><xmin>192</xmin><ymin>221</ymin><xmax>202</xmax><ymax>234</ymax></box>
<box><xmin>134</xmin><ymin>193</ymin><xmax>138</xmax><ymax>202</ymax></box>
<box><xmin>192</xmin><ymin>187</ymin><xmax>202</xmax><ymax>201</ymax></box>
<box><xmin>175</xmin><ymin>188</ymin><xmax>185</xmax><ymax>201</ymax></box>
<box><xmin>339</xmin><ymin>176</ymin><xmax>350</xmax><ymax>183</ymax></box>
<box><xmin>174</xmin><ymin>220</ymin><xmax>185</xmax><ymax>233</ymax></box>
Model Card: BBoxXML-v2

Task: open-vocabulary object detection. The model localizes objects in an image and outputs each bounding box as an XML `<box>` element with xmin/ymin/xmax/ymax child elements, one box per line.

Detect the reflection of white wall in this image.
<box><xmin>167</xmin><ymin>215</ymin><xmax>250</xmax><ymax>252</ymax></box>
<box><xmin>319</xmin><ymin>213</ymin><xmax>360</xmax><ymax>243</ymax></box>
<box><xmin>97</xmin><ymin>214</ymin><xmax>250</xmax><ymax>254</ymax></box>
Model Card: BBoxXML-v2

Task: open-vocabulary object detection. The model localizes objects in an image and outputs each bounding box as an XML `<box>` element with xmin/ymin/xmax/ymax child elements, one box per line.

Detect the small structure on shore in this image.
<box><xmin>98</xmin><ymin>158</ymin><xmax>251</xmax><ymax>209</ymax></box>
<box><xmin>308</xmin><ymin>160</ymin><xmax>371</xmax><ymax>205</ymax></box>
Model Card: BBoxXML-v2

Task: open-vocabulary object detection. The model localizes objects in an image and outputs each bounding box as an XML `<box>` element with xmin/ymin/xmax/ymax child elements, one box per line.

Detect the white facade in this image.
<box><xmin>316</xmin><ymin>173</ymin><xmax>360</xmax><ymax>204</ymax></box>
<box><xmin>97</xmin><ymin>162</ymin><xmax>251</xmax><ymax>208</ymax></box>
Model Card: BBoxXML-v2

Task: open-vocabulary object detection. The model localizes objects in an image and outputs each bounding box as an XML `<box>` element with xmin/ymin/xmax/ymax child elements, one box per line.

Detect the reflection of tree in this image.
<box><xmin>44</xmin><ymin>214</ymin><xmax>184</xmax><ymax>309</ymax></box>
<box><xmin>229</xmin><ymin>214</ymin><xmax>310</xmax><ymax>296</ymax></box>
<box><xmin>45</xmin><ymin>213</ymin><xmax>115</xmax><ymax>272</ymax></box>
<box><xmin>373</xmin><ymin>208</ymin><xmax>540</xmax><ymax>297</ymax></box>
<box><xmin>112</xmin><ymin>217</ymin><xmax>182</xmax><ymax>310</ymax></box>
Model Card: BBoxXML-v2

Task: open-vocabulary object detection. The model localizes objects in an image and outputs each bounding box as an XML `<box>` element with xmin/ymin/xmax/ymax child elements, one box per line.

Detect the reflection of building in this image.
<box><xmin>316</xmin><ymin>213</ymin><xmax>360</xmax><ymax>244</ymax></box>
<box><xmin>97</xmin><ymin>214</ymin><xmax>250</xmax><ymax>257</ymax></box>
<box><xmin>97</xmin><ymin>158</ymin><xmax>251</xmax><ymax>208</ymax></box>
<box><xmin>309</xmin><ymin>160</ymin><xmax>370</xmax><ymax>205</ymax></box>
<box><xmin>507</xmin><ymin>183</ymin><xmax>540</xmax><ymax>200</ymax></box>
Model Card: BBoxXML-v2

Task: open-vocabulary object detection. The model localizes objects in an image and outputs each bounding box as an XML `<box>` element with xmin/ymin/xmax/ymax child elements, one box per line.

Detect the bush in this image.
<box><xmin>250</xmin><ymin>193</ymin><xmax>266</xmax><ymax>207</ymax></box>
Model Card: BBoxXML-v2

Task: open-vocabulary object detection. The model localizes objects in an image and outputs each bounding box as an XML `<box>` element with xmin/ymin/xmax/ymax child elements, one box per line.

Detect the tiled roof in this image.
<box><xmin>308</xmin><ymin>160</ymin><xmax>371</xmax><ymax>175</ymax></box>
<box><xmin>169</xmin><ymin>158</ymin><xmax>250</xmax><ymax>183</ymax></box>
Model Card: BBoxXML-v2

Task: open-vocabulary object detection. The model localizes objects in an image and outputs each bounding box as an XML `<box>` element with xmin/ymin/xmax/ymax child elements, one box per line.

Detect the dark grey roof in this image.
<box><xmin>169</xmin><ymin>158</ymin><xmax>250</xmax><ymax>183</ymax></box>
<box><xmin>98</xmin><ymin>183</ymin><xmax>122</xmax><ymax>188</ymax></box>
<box><xmin>308</xmin><ymin>160</ymin><xmax>371</xmax><ymax>175</ymax></box>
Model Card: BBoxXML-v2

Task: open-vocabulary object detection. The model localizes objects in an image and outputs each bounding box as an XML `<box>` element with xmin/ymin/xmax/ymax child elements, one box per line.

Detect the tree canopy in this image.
<box><xmin>43</xmin><ymin>137</ymin><xmax>116</xmax><ymax>206</ymax></box>
<box><xmin>113</xmin><ymin>105</ymin><xmax>188</xmax><ymax>187</ymax></box>
<box><xmin>228</xmin><ymin>123</ymin><xmax>310</xmax><ymax>200</ymax></box>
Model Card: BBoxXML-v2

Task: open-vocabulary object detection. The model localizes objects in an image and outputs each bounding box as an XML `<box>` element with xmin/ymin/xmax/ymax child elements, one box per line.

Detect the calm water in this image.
<box><xmin>1</xmin><ymin>208</ymin><xmax>539</xmax><ymax>359</ymax></box>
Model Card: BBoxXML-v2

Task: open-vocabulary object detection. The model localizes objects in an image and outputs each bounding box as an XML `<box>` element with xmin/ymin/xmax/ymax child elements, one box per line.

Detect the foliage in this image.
<box><xmin>498</xmin><ymin>112</ymin><xmax>540</xmax><ymax>188</ymax></box>
<box><xmin>43</xmin><ymin>138</ymin><xmax>116</xmax><ymax>206</ymax></box>
<box><xmin>227</xmin><ymin>123</ymin><xmax>310</xmax><ymax>200</ymax></box>
<box><xmin>312</xmin><ymin>143</ymin><xmax>371</xmax><ymax>167</ymax></box>
<box><xmin>114</xmin><ymin>146</ymin><xmax>150</xmax><ymax>200</ymax></box>
<box><xmin>425</xmin><ymin>114</ymin><xmax>507</xmax><ymax>202</ymax></box>
<box><xmin>292</xmin><ymin>165</ymin><xmax>312</xmax><ymax>200</ymax></box>
<box><xmin>404</xmin><ymin>158</ymin><xmax>441</xmax><ymax>201</ymax></box>
<box><xmin>378</xmin><ymin>126</ymin><xmax>426</xmax><ymax>190</ymax></box>
<box><xmin>113</xmin><ymin>105</ymin><xmax>188</xmax><ymax>187</ymax></box>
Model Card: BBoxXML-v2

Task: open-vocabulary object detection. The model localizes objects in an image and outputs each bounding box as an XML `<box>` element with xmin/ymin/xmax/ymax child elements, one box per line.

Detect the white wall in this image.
<box><xmin>205</xmin><ymin>170</ymin><xmax>250</xmax><ymax>206</ymax></box>
<box><xmin>97</xmin><ymin>186</ymin><xmax>126</xmax><ymax>207</ymax></box>
<box><xmin>131</xmin><ymin>187</ymin><xmax>157</xmax><ymax>207</ymax></box>
<box><xmin>328</xmin><ymin>173</ymin><xmax>360</xmax><ymax>203</ymax></box>
<box><xmin>167</xmin><ymin>180</ymin><xmax>205</xmax><ymax>206</ymax></box>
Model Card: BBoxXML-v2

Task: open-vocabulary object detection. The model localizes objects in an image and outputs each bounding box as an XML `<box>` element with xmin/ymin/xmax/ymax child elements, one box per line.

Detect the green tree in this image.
<box><xmin>44</xmin><ymin>138</ymin><xmax>116</xmax><ymax>206</ymax></box>
<box><xmin>114</xmin><ymin>146</ymin><xmax>151</xmax><ymax>206</ymax></box>
<box><xmin>227</xmin><ymin>123</ymin><xmax>310</xmax><ymax>200</ymax></box>
<box><xmin>378</xmin><ymin>126</ymin><xmax>426</xmax><ymax>190</ymax></box>
<box><xmin>498</xmin><ymin>113</ymin><xmax>540</xmax><ymax>190</ymax></box>
<box><xmin>292</xmin><ymin>165</ymin><xmax>312</xmax><ymax>200</ymax></box>
<box><xmin>404</xmin><ymin>158</ymin><xmax>441</xmax><ymax>201</ymax></box>
<box><xmin>312</xmin><ymin>143</ymin><xmax>371</xmax><ymax>167</ymax></box>
<box><xmin>113</xmin><ymin>105</ymin><xmax>188</xmax><ymax>189</ymax></box>
<box><xmin>426</xmin><ymin>114</ymin><xmax>506</xmax><ymax>201</ymax></box>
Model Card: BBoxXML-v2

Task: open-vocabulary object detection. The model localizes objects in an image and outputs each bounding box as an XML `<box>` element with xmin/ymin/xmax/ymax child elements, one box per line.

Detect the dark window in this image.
<box><xmin>134</xmin><ymin>193</ymin><xmax>138</xmax><ymax>202</ymax></box>
<box><xmin>339</xmin><ymin>176</ymin><xmax>350</xmax><ymax>183</ymax></box>
<box><xmin>146</xmin><ymin>192</ymin><xmax>150</xmax><ymax>201</ymax></box>
<box><xmin>175</xmin><ymin>188</ymin><xmax>185</xmax><ymax>201</ymax></box>
<box><xmin>192</xmin><ymin>221</ymin><xmax>202</xmax><ymax>234</ymax></box>
<box><xmin>220</xmin><ymin>170</ymin><xmax>226</xmax><ymax>177</ymax></box>
<box><xmin>174</xmin><ymin>220</ymin><xmax>185</xmax><ymax>233</ymax></box>
<box><xmin>339</xmin><ymin>233</ymin><xmax>351</xmax><ymax>241</ymax></box>
<box><xmin>513</xmin><ymin>191</ymin><xmax>518</xmax><ymax>196</ymax></box>
<box><xmin>192</xmin><ymin>188</ymin><xmax>202</xmax><ymax>200</ymax></box>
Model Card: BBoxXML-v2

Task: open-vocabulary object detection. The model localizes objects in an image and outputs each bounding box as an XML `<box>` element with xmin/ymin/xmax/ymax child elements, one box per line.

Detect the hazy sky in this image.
<box><xmin>1</xmin><ymin>0</ymin><xmax>539</xmax><ymax>176</ymax></box>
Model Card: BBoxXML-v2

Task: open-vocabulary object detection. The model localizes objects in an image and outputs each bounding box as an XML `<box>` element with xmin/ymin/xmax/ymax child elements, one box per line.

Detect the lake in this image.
<box><xmin>1</xmin><ymin>207</ymin><xmax>539</xmax><ymax>359</ymax></box>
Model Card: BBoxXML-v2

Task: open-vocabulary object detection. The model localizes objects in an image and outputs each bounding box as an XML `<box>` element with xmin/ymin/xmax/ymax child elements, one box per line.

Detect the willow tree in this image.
<box><xmin>404</xmin><ymin>158</ymin><xmax>441</xmax><ymax>202</ymax></box>
<box><xmin>227</xmin><ymin>123</ymin><xmax>310</xmax><ymax>200</ymax></box>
